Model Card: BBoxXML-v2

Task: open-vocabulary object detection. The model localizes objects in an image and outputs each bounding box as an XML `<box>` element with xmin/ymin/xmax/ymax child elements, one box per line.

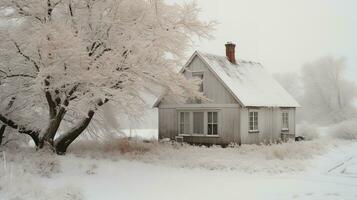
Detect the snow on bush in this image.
<box><xmin>329</xmin><ymin>119</ymin><xmax>357</xmax><ymax>140</ymax></box>
<box><xmin>296</xmin><ymin>122</ymin><xmax>320</xmax><ymax>140</ymax></box>
<box><xmin>0</xmin><ymin>176</ymin><xmax>83</xmax><ymax>200</ymax></box>
<box><xmin>0</xmin><ymin>148</ymin><xmax>82</xmax><ymax>200</ymax></box>
<box><xmin>0</xmin><ymin>147</ymin><xmax>61</xmax><ymax>178</ymax></box>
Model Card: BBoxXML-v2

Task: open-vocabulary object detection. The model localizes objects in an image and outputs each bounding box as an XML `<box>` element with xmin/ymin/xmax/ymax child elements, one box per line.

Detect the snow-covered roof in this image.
<box><xmin>192</xmin><ymin>51</ymin><xmax>300</xmax><ymax>107</ymax></box>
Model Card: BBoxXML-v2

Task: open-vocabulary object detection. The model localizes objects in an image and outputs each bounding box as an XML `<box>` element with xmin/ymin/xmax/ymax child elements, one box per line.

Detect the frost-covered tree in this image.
<box><xmin>275</xmin><ymin>57</ymin><xmax>357</xmax><ymax>124</ymax></box>
<box><xmin>0</xmin><ymin>0</ymin><xmax>213</xmax><ymax>154</ymax></box>
<box><xmin>301</xmin><ymin>56</ymin><xmax>357</xmax><ymax>123</ymax></box>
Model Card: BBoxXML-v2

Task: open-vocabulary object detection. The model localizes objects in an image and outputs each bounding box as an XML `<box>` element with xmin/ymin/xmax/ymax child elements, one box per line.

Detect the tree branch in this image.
<box><xmin>11</xmin><ymin>1</ymin><xmax>43</xmax><ymax>22</ymax></box>
<box><xmin>94</xmin><ymin>48</ymin><xmax>112</xmax><ymax>61</ymax></box>
<box><xmin>13</xmin><ymin>41</ymin><xmax>40</xmax><ymax>72</ymax></box>
<box><xmin>44</xmin><ymin>77</ymin><xmax>57</xmax><ymax>118</ymax></box>
<box><xmin>0</xmin><ymin>113</ymin><xmax>39</xmax><ymax>146</ymax></box>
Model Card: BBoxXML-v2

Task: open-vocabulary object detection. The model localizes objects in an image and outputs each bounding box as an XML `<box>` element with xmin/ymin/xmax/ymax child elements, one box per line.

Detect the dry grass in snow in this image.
<box><xmin>0</xmin><ymin>137</ymin><xmax>351</xmax><ymax>200</ymax></box>
<box><xmin>67</xmin><ymin>137</ymin><xmax>346</xmax><ymax>174</ymax></box>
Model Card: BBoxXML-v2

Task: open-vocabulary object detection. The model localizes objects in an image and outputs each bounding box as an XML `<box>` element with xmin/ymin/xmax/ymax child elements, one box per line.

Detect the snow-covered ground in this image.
<box><xmin>1</xmin><ymin>137</ymin><xmax>357</xmax><ymax>200</ymax></box>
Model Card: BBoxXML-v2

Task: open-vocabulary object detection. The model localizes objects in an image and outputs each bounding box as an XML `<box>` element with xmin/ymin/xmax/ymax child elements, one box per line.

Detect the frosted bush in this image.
<box><xmin>34</xmin><ymin>155</ymin><xmax>61</xmax><ymax>177</ymax></box>
<box><xmin>1</xmin><ymin>148</ymin><xmax>61</xmax><ymax>178</ymax></box>
<box><xmin>330</xmin><ymin>119</ymin><xmax>357</xmax><ymax>140</ymax></box>
<box><xmin>297</xmin><ymin>122</ymin><xmax>319</xmax><ymax>140</ymax></box>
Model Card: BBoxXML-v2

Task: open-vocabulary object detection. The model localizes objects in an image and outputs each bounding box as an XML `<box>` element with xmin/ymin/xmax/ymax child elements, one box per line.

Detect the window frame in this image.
<box><xmin>177</xmin><ymin>110</ymin><xmax>220</xmax><ymax>137</ymax></box>
<box><xmin>248</xmin><ymin>110</ymin><xmax>259</xmax><ymax>133</ymax></box>
<box><xmin>192</xmin><ymin>71</ymin><xmax>204</xmax><ymax>93</ymax></box>
<box><xmin>282</xmin><ymin>110</ymin><xmax>289</xmax><ymax>131</ymax></box>
<box><xmin>179</xmin><ymin>111</ymin><xmax>191</xmax><ymax>135</ymax></box>
<box><xmin>207</xmin><ymin>111</ymin><xmax>219</xmax><ymax>135</ymax></box>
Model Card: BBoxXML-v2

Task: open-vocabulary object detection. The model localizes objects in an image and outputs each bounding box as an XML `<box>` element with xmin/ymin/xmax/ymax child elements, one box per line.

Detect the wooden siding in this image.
<box><xmin>240</xmin><ymin>107</ymin><xmax>296</xmax><ymax>144</ymax></box>
<box><xmin>158</xmin><ymin>106</ymin><xmax>240</xmax><ymax>144</ymax></box>
<box><xmin>158</xmin><ymin>108</ymin><xmax>177</xmax><ymax>140</ymax></box>
<box><xmin>159</xmin><ymin>55</ymin><xmax>237</xmax><ymax>105</ymax></box>
<box><xmin>183</xmin><ymin>56</ymin><xmax>237</xmax><ymax>104</ymax></box>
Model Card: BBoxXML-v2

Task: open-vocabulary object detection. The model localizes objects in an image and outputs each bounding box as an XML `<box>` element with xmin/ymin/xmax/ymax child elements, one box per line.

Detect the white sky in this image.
<box><xmin>166</xmin><ymin>0</ymin><xmax>357</xmax><ymax>82</ymax></box>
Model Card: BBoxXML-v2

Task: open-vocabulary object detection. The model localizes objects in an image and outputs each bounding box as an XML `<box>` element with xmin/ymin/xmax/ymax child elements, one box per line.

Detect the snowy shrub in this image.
<box><xmin>86</xmin><ymin>164</ymin><xmax>98</xmax><ymax>175</ymax></box>
<box><xmin>1</xmin><ymin>148</ymin><xmax>61</xmax><ymax>178</ymax></box>
<box><xmin>52</xmin><ymin>186</ymin><xmax>84</xmax><ymax>200</ymax></box>
<box><xmin>297</xmin><ymin>122</ymin><xmax>319</xmax><ymax>140</ymax></box>
<box><xmin>329</xmin><ymin>119</ymin><xmax>357</xmax><ymax>140</ymax></box>
<box><xmin>34</xmin><ymin>155</ymin><xmax>61</xmax><ymax>177</ymax></box>
<box><xmin>0</xmin><ymin>147</ymin><xmax>81</xmax><ymax>200</ymax></box>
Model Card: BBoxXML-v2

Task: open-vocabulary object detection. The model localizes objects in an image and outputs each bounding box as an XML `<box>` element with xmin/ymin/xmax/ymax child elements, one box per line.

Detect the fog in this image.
<box><xmin>166</xmin><ymin>0</ymin><xmax>357</xmax><ymax>83</ymax></box>
<box><xmin>115</xmin><ymin>0</ymin><xmax>357</xmax><ymax>129</ymax></box>
<box><xmin>275</xmin><ymin>56</ymin><xmax>357</xmax><ymax>125</ymax></box>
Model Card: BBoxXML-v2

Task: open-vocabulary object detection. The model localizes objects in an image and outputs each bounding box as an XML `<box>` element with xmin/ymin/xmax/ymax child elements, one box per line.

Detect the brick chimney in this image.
<box><xmin>225</xmin><ymin>42</ymin><xmax>236</xmax><ymax>64</ymax></box>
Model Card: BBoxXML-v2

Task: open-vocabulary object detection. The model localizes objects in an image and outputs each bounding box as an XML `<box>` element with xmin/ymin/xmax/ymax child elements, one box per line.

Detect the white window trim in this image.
<box><xmin>207</xmin><ymin>111</ymin><xmax>219</xmax><ymax>136</ymax></box>
<box><xmin>179</xmin><ymin>111</ymin><xmax>191</xmax><ymax>135</ymax></box>
<box><xmin>177</xmin><ymin>110</ymin><xmax>220</xmax><ymax>137</ymax></box>
<box><xmin>282</xmin><ymin>110</ymin><xmax>289</xmax><ymax>131</ymax></box>
<box><xmin>191</xmin><ymin>71</ymin><xmax>204</xmax><ymax>93</ymax></box>
<box><xmin>248</xmin><ymin>110</ymin><xmax>259</xmax><ymax>133</ymax></box>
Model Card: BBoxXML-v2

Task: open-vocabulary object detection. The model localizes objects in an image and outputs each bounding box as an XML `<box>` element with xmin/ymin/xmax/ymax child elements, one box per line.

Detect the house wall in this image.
<box><xmin>158</xmin><ymin>105</ymin><xmax>240</xmax><ymax>144</ymax></box>
<box><xmin>158</xmin><ymin>55</ymin><xmax>241</xmax><ymax>144</ymax></box>
<box><xmin>159</xmin><ymin>55</ymin><xmax>237</xmax><ymax>105</ymax></box>
<box><xmin>240</xmin><ymin>107</ymin><xmax>296</xmax><ymax>144</ymax></box>
<box><xmin>184</xmin><ymin>56</ymin><xmax>237</xmax><ymax>104</ymax></box>
<box><xmin>158</xmin><ymin>108</ymin><xmax>177</xmax><ymax>140</ymax></box>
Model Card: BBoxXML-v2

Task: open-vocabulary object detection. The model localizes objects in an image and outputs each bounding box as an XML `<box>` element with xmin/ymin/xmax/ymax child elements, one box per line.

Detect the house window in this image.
<box><xmin>207</xmin><ymin>112</ymin><xmax>218</xmax><ymax>135</ymax></box>
<box><xmin>282</xmin><ymin>111</ymin><xmax>289</xmax><ymax>130</ymax></box>
<box><xmin>249</xmin><ymin>111</ymin><xmax>258</xmax><ymax>132</ymax></box>
<box><xmin>192</xmin><ymin>72</ymin><xmax>204</xmax><ymax>92</ymax></box>
<box><xmin>179</xmin><ymin>112</ymin><xmax>190</xmax><ymax>134</ymax></box>
<box><xmin>193</xmin><ymin>112</ymin><xmax>204</xmax><ymax>134</ymax></box>
<box><xmin>178</xmin><ymin>111</ymin><xmax>219</xmax><ymax>136</ymax></box>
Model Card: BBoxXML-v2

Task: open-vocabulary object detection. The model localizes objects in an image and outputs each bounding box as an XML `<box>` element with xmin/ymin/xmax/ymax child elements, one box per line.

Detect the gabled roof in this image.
<box><xmin>193</xmin><ymin>51</ymin><xmax>300</xmax><ymax>107</ymax></box>
<box><xmin>154</xmin><ymin>51</ymin><xmax>300</xmax><ymax>108</ymax></box>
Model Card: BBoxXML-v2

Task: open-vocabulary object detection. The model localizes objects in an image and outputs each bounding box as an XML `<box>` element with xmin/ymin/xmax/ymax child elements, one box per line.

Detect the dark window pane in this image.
<box><xmin>208</xmin><ymin>124</ymin><xmax>212</xmax><ymax>135</ymax></box>
<box><xmin>180</xmin><ymin>112</ymin><xmax>184</xmax><ymax>123</ymax></box>
<box><xmin>184</xmin><ymin>123</ymin><xmax>190</xmax><ymax>134</ymax></box>
<box><xmin>193</xmin><ymin>112</ymin><xmax>204</xmax><ymax>134</ymax></box>
<box><xmin>184</xmin><ymin>112</ymin><xmax>190</xmax><ymax>124</ymax></box>
<box><xmin>213</xmin><ymin>124</ymin><xmax>218</xmax><ymax>135</ymax></box>
<box><xmin>180</xmin><ymin>124</ymin><xmax>184</xmax><ymax>134</ymax></box>
<box><xmin>213</xmin><ymin>112</ymin><xmax>218</xmax><ymax>123</ymax></box>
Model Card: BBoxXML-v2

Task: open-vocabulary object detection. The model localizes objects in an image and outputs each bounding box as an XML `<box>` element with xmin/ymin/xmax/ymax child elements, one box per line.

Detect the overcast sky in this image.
<box><xmin>166</xmin><ymin>0</ymin><xmax>357</xmax><ymax>82</ymax></box>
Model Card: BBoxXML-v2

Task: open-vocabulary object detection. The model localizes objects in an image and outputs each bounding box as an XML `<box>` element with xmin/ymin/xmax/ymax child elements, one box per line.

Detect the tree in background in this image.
<box><xmin>301</xmin><ymin>56</ymin><xmax>357</xmax><ymax>124</ymax></box>
<box><xmin>275</xmin><ymin>56</ymin><xmax>357</xmax><ymax>125</ymax></box>
<box><xmin>0</xmin><ymin>0</ymin><xmax>213</xmax><ymax>154</ymax></box>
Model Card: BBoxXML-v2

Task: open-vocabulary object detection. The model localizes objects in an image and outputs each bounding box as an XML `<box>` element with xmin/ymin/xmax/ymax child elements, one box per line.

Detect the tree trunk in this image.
<box><xmin>38</xmin><ymin>108</ymin><xmax>66</xmax><ymax>148</ymax></box>
<box><xmin>54</xmin><ymin>110</ymin><xmax>95</xmax><ymax>155</ymax></box>
<box><xmin>0</xmin><ymin>125</ymin><xmax>6</xmax><ymax>145</ymax></box>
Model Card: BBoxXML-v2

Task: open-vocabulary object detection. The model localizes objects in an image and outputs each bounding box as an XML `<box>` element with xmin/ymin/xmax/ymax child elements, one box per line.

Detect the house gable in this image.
<box><xmin>183</xmin><ymin>55</ymin><xmax>238</xmax><ymax>105</ymax></box>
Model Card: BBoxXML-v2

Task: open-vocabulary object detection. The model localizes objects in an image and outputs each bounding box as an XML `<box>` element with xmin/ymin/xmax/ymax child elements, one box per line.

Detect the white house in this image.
<box><xmin>154</xmin><ymin>42</ymin><xmax>300</xmax><ymax>145</ymax></box>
